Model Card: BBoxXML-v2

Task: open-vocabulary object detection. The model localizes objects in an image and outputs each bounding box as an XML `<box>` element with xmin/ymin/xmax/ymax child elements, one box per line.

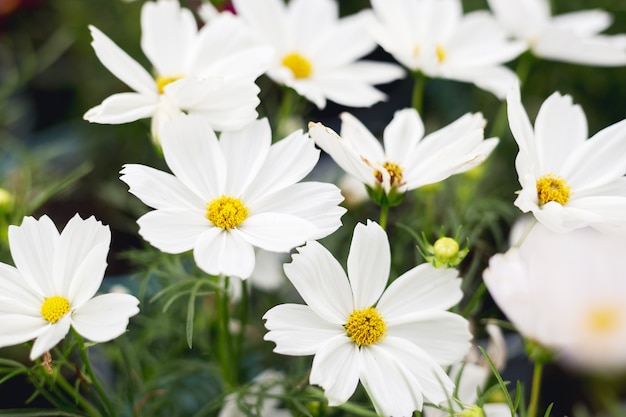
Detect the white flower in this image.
<box><xmin>0</xmin><ymin>215</ymin><xmax>140</xmax><ymax>360</ymax></box>
<box><xmin>488</xmin><ymin>0</ymin><xmax>626</xmax><ymax>66</ymax></box>
<box><xmin>263</xmin><ymin>220</ymin><xmax>471</xmax><ymax>416</ymax></box>
<box><xmin>218</xmin><ymin>370</ymin><xmax>291</xmax><ymax>417</ymax></box>
<box><xmin>120</xmin><ymin>115</ymin><xmax>346</xmax><ymax>279</ymax></box>
<box><xmin>484</xmin><ymin>223</ymin><xmax>626</xmax><ymax>371</ymax></box>
<box><xmin>230</xmin><ymin>0</ymin><xmax>405</xmax><ymax>109</ymax></box>
<box><xmin>309</xmin><ymin>108</ymin><xmax>498</xmax><ymax>196</ymax></box>
<box><xmin>369</xmin><ymin>0</ymin><xmax>526</xmax><ymax>98</ymax></box>
<box><xmin>507</xmin><ymin>87</ymin><xmax>626</xmax><ymax>233</ymax></box>
<box><xmin>84</xmin><ymin>0</ymin><xmax>271</xmax><ymax>138</ymax></box>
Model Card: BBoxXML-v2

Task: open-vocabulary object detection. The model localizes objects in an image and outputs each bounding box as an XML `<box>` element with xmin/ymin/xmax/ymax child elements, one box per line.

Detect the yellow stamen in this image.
<box><xmin>373</xmin><ymin>161</ymin><xmax>404</xmax><ymax>187</ymax></box>
<box><xmin>282</xmin><ymin>52</ymin><xmax>313</xmax><ymax>79</ymax></box>
<box><xmin>156</xmin><ymin>75</ymin><xmax>184</xmax><ymax>94</ymax></box>
<box><xmin>206</xmin><ymin>196</ymin><xmax>249</xmax><ymax>229</ymax></box>
<box><xmin>345</xmin><ymin>306</ymin><xmax>386</xmax><ymax>346</ymax></box>
<box><xmin>588</xmin><ymin>306</ymin><xmax>620</xmax><ymax>334</ymax></box>
<box><xmin>413</xmin><ymin>44</ymin><xmax>420</xmax><ymax>58</ymax></box>
<box><xmin>41</xmin><ymin>296</ymin><xmax>71</xmax><ymax>324</ymax></box>
<box><xmin>436</xmin><ymin>44</ymin><xmax>446</xmax><ymax>63</ymax></box>
<box><xmin>536</xmin><ymin>174</ymin><xmax>571</xmax><ymax>206</ymax></box>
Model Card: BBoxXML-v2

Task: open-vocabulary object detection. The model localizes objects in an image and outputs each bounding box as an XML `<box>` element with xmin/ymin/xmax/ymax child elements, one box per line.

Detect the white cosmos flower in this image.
<box><xmin>120</xmin><ymin>115</ymin><xmax>346</xmax><ymax>279</ymax></box>
<box><xmin>369</xmin><ymin>0</ymin><xmax>526</xmax><ymax>98</ymax></box>
<box><xmin>264</xmin><ymin>220</ymin><xmax>472</xmax><ymax>416</ymax></box>
<box><xmin>484</xmin><ymin>223</ymin><xmax>626</xmax><ymax>371</ymax></box>
<box><xmin>309</xmin><ymin>108</ymin><xmax>498</xmax><ymax>196</ymax></box>
<box><xmin>230</xmin><ymin>0</ymin><xmax>405</xmax><ymax>109</ymax></box>
<box><xmin>84</xmin><ymin>0</ymin><xmax>271</xmax><ymax>139</ymax></box>
<box><xmin>0</xmin><ymin>214</ymin><xmax>140</xmax><ymax>360</ymax></box>
<box><xmin>507</xmin><ymin>87</ymin><xmax>626</xmax><ymax>233</ymax></box>
<box><xmin>218</xmin><ymin>370</ymin><xmax>291</xmax><ymax>417</ymax></box>
<box><xmin>488</xmin><ymin>0</ymin><xmax>626</xmax><ymax>66</ymax></box>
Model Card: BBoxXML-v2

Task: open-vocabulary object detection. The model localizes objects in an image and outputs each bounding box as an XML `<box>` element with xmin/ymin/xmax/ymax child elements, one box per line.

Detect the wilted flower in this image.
<box><xmin>488</xmin><ymin>0</ymin><xmax>626</xmax><ymax>66</ymax></box>
<box><xmin>369</xmin><ymin>0</ymin><xmax>526</xmax><ymax>98</ymax></box>
<box><xmin>120</xmin><ymin>115</ymin><xmax>345</xmax><ymax>279</ymax></box>
<box><xmin>264</xmin><ymin>220</ymin><xmax>471</xmax><ymax>416</ymax></box>
<box><xmin>0</xmin><ymin>215</ymin><xmax>139</xmax><ymax>360</ymax></box>
<box><xmin>230</xmin><ymin>0</ymin><xmax>405</xmax><ymax>109</ymax></box>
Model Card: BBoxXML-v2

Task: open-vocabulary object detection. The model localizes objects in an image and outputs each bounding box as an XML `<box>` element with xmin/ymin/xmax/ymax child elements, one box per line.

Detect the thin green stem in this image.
<box><xmin>216</xmin><ymin>276</ymin><xmax>236</xmax><ymax>387</ymax></box>
<box><xmin>379</xmin><ymin>203</ymin><xmax>389</xmax><ymax>230</ymax></box>
<box><xmin>411</xmin><ymin>72</ymin><xmax>426</xmax><ymax>113</ymax></box>
<box><xmin>512</xmin><ymin>216</ymin><xmax>537</xmax><ymax>249</ymax></box>
<box><xmin>527</xmin><ymin>360</ymin><xmax>544</xmax><ymax>417</ymax></box>
<box><xmin>51</xmin><ymin>366</ymin><xmax>102</xmax><ymax>417</ymax></box>
<box><xmin>72</xmin><ymin>329</ymin><xmax>116</xmax><ymax>417</ymax></box>
<box><xmin>234</xmin><ymin>279</ymin><xmax>249</xmax><ymax>373</ymax></box>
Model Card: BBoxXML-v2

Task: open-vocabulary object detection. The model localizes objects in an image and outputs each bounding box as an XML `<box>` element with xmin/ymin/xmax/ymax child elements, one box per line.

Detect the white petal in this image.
<box><xmin>30</xmin><ymin>315</ymin><xmax>71</xmax><ymax>360</ymax></box>
<box><xmin>283</xmin><ymin>241</ymin><xmax>353</xmax><ymax>324</ymax></box>
<box><xmin>378</xmin><ymin>263</ymin><xmax>463</xmax><ymax>318</ymax></box>
<box><xmin>0</xmin><ymin>314</ymin><xmax>47</xmax><ymax>349</ymax></box>
<box><xmin>309</xmin><ymin>335</ymin><xmax>361</xmax><ymax>406</ymax></box>
<box><xmin>237</xmin><ymin>213</ymin><xmax>317</xmax><ymax>252</ymax></box>
<box><xmin>387</xmin><ymin>311</ymin><xmax>471</xmax><ymax>365</ymax></box>
<box><xmin>441</xmin><ymin>65</ymin><xmax>519</xmax><ymax>99</ymax></box>
<box><xmin>232</xmin><ymin>0</ymin><xmax>288</xmax><ymax>50</ymax></box>
<box><xmin>84</xmin><ymin>92</ymin><xmax>157</xmax><ymax>124</ymax></box>
<box><xmin>137</xmin><ymin>209</ymin><xmax>208</xmax><ymax>254</ymax></box>
<box><xmin>9</xmin><ymin>215</ymin><xmax>59</xmax><ymax>296</ymax></box>
<box><xmin>0</xmin><ymin>263</ymin><xmax>41</xmax><ymax>309</ymax></box>
<box><xmin>160</xmin><ymin>115</ymin><xmax>226</xmax><ymax>199</ymax></box>
<box><xmin>120</xmin><ymin>164</ymin><xmax>206</xmax><ymax>210</ymax></box>
<box><xmin>263</xmin><ymin>304</ymin><xmax>344</xmax><ymax>355</ymax></box>
<box><xmin>194</xmin><ymin>228</ymin><xmax>256</xmax><ymax>279</ymax></box>
<box><xmin>289</xmin><ymin>0</ymin><xmax>339</xmax><ymax>55</ymax></box>
<box><xmin>383</xmin><ymin>108</ymin><xmax>425</xmax><ymax>163</ymax></box>
<box><xmin>88</xmin><ymin>25</ymin><xmax>156</xmax><ymax>96</ymax></box>
<box><xmin>339</xmin><ymin>112</ymin><xmax>385</xmax><ymax>163</ymax></box>
<box><xmin>140</xmin><ymin>0</ymin><xmax>197</xmax><ymax>76</ymax></box>
<box><xmin>507</xmin><ymin>86</ymin><xmax>538</xmax><ymax>163</ymax></box>
<box><xmin>53</xmin><ymin>215</ymin><xmax>110</xmax><ymax>306</ymax></box>
<box><xmin>71</xmin><ymin>293</ymin><xmax>139</xmax><ymax>342</ymax></box>
<box><xmin>347</xmin><ymin>221</ymin><xmax>389</xmax><ymax>309</ymax></box>
<box><xmin>551</xmin><ymin>10</ymin><xmax>612</xmax><ymax>35</ymax></box>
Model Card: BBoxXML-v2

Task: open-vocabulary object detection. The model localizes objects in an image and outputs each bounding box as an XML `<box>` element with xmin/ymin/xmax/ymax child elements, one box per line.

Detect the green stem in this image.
<box><xmin>512</xmin><ymin>216</ymin><xmax>537</xmax><ymax>249</ymax></box>
<box><xmin>216</xmin><ymin>276</ymin><xmax>236</xmax><ymax>387</ymax></box>
<box><xmin>379</xmin><ymin>203</ymin><xmax>389</xmax><ymax>230</ymax></box>
<box><xmin>527</xmin><ymin>360</ymin><xmax>544</xmax><ymax>417</ymax></box>
<box><xmin>72</xmin><ymin>329</ymin><xmax>115</xmax><ymax>417</ymax></box>
<box><xmin>52</xmin><ymin>366</ymin><xmax>102</xmax><ymax>417</ymax></box>
<box><xmin>276</xmin><ymin>87</ymin><xmax>297</xmax><ymax>140</ymax></box>
<box><xmin>234</xmin><ymin>279</ymin><xmax>249</xmax><ymax>373</ymax></box>
<box><xmin>411</xmin><ymin>72</ymin><xmax>426</xmax><ymax>113</ymax></box>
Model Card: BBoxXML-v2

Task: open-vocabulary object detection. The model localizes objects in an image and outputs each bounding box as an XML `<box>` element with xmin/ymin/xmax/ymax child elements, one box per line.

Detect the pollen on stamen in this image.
<box><xmin>41</xmin><ymin>296</ymin><xmax>71</xmax><ymax>324</ymax></box>
<box><xmin>156</xmin><ymin>75</ymin><xmax>184</xmax><ymax>94</ymax></box>
<box><xmin>206</xmin><ymin>195</ymin><xmax>249</xmax><ymax>230</ymax></box>
<box><xmin>344</xmin><ymin>306</ymin><xmax>386</xmax><ymax>346</ymax></box>
<box><xmin>282</xmin><ymin>52</ymin><xmax>313</xmax><ymax>79</ymax></box>
<box><xmin>536</xmin><ymin>174</ymin><xmax>571</xmax><ymax>206</ymax></box>
<box><xmin>587</xmin><ymin>306</ymin><xmax>620</xmax><ymax>334</ymax></box>
<box><xmin>373</xmin><ymin>161</ymin><xmax>404</xmax><ymax>187</ymax></box>
<box><xmin>435</xmin><ymin>44</ymin><xmax>446</xmax><ymax>63</ymax></box>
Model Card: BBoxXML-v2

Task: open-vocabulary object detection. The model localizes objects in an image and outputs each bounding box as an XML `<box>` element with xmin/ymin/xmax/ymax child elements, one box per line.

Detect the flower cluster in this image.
<box><xmin>2</xmin><ymin>0</ymin><xmax>626</xmax><ymax>416</ymax></box>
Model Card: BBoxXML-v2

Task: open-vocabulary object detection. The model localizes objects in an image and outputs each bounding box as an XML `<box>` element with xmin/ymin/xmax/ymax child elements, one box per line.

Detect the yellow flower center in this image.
<box><xmin>41</xmin><ymin>296</ymin><xmax>71</xmax><ymax>324</ymax></box>
<box><xmin>536</xmin><ymin>174</ymin><xmax>571</xmax><ymax>206</ymax></box>
<box><xmin>587</xmin><ymin>306</ymin><xmax>620</xmax><ymax>334</ymax></box>
<box><xmin>374</xmin><ymin>161</ymin><xmax>404</xmax><ymax>187</ymax></box>
<box><xmin>281</xmin><ymin>52</ymin><xmax>313</xmax><ymax>79</ymax></box>
<box><xmin>206</xmin><ymin>195</ymin><xmax>249</xmax><ymax>229</ymax></box>
<box><xmin>156</xmin><ymin>75</ymin><xmax>184</xmax><ymax>94</ymax></box>
<box><xmin>345</xmin><ymin>306</ymin><xmax>386</xmax><ymax>346</ymax></box>
<box><xmin>436</xmin><ymin>44</ymin><xmax>446</xmax><ymax>63</ymax></box>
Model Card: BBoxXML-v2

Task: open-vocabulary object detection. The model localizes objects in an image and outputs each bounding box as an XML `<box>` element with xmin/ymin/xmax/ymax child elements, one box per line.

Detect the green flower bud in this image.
<box><xmin>457</xmin><ymin>405</ymin><xmax>486</xmax><ymax>417</ymax></box>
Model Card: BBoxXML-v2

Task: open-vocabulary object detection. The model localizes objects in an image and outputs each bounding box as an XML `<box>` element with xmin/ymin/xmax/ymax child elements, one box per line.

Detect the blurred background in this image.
<box><xmin>1</xmin><ymin>0</ymin><xmax>625</xmax><ymax>414</ymax></box>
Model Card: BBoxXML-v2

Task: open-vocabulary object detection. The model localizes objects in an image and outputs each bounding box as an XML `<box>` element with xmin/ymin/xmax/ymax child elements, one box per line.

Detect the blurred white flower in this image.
<box><xmin>484</xmin><ymin>223</ymin><xmax>626</xmax><ymax>371</ymax></box>
<box><xmin>0</xmin><ymin>215</ymin><xmax>139</xmax><ymax>360</ymax></box>
<box><xmin>218</xmin><ymin>370</ymin><xmax>291</xmax><ymax>417</ymax></box>
<box><xmin>488</xmin><ymin>0</ymin><xmax>626</xmax><ymax>66</ymax></box>
<box><xmin>120</xmin><ymin>115</ymin><xmax>345</xmax><ymax>279</ymax></box>
<box><xmin>508</xmin><ymin>87</ymin><xmax>626</xmax><ymax>233</ymax></box>
<box><xmin>264</xmin><ymin>221</ymin><xmax>471</xmax><ymax>416</ymax></box>
<box><xmin>85</xmin><ymin>0</ymin><xmax>271</xmax><ymax>139</ymax></box>
<box><xmin>369</xmin><ymin>0</ymin><xmax>526</xmax><ymax>98</ymax></box>
<box><xmin>230</xmin><ymin>0</ymin><xmax>405</xmax><ymax>109</ymax></box>
<box><xmin>309</xmin><ymin>108</ymin><xmax>498</xmax><ymax>197</ymax></box>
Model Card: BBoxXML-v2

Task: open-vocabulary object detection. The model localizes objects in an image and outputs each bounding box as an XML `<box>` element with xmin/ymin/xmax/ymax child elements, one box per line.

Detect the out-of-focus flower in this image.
<box><xmin>84</xmin><ymin>0</ymin><xmax>271</xmax><ymax>140</ymax></box>
<box><xmin>369</xmin><ymin>0</ymin><xmax>526</xmax><ymax>98</ymax></box>
<box><xmin>264</xmin><ymin>220</ymin><xmax>471</xmax><ymax>416</ymax></box>
<box><xmin>337</xmin><ymin>173</ymin><xmax>369</xmax><ymax>208</ymax></box>
<box><xmin>218</xmin><ymin>370</ymin><xmax>291</xmax><ymax>417</ymax></box>
<box><xmin>309</xmin><ymin>108</ymin><xmax>498</xmax><ymax>205</ymax></box>
<box><xmin>488</xmin><ymin>0</ymin><xmax>626</xmax><ymax>66</ymax></box>
<box><xmin>507</xmin><ymin>87</ymin><xmax>626</xmax><ymax>233</ymax></box>
<box><xmin>120</xmin><ymin>115</ymin><xmax>345</xmax><ymax>279</ymax></box>
<box><xmin>0</xmin><ymin>188</ymin><xmax>14</xmax><ymax>213</ymax></box>
<box><xmin>0</xmin><ymin>215</ymin><xmax>140</xmax><ymax>360</ymax></box>
<box><xmin>230</xmin><ymin>0</ymin><xmax>405</xmax><ymax>109</ymax></box>
<box><xmin>484</xmin><ymin>223</ymin><xmax>626</xmax><ymax>371</ymax></box>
